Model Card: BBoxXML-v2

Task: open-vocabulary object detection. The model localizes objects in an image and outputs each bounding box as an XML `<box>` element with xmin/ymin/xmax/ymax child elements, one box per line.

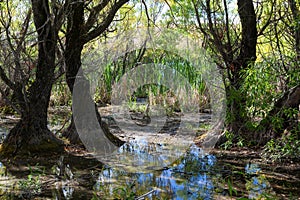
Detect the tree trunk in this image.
<box><xmin>62</xmin><ymin>45</ymin><xmax>124</xmax><ymax>146</ymax></box>
<box><xmin>62</xmin><ymin>1</ymin><xmax>124</xmax><ymax>146</ymax></box>
<box><xmin>256</xmin><ymin>84</ymin><xmax>300</xmax><ymax>144</ymax></box>
<box><xmin>225</xmin><ymin>0</ymin><xmax>257</xmax><ymax>135</ymax></box>
<box><xmin>225</xmin><ymin>83</ymin><xmax>248</xmax><ymax>134</ymax></box>
<box><xmin>63</xmin><ymin>75</ymin><xmax>124</xmax><ymax>146</ymax></box>
<box><xmin>0</xmin><ymin>0</ymin><xmax>64</xmax><ymax>156</ymax></box>
<box><xmin>1</xmin><ymin>102</ymin><xmax>64</xmax><ymax>156</ymax></box>
<box><xmin>288</xmin><ymin>0</ymin><xmax>300</xmax><ymax>59</ymax></box>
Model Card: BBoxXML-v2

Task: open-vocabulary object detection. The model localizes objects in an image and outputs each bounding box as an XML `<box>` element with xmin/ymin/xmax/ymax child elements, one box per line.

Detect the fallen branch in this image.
<box><xmin>135</xmin><ymin>189</ymin><xmax>155</xmax><ymax>200</ymax></box>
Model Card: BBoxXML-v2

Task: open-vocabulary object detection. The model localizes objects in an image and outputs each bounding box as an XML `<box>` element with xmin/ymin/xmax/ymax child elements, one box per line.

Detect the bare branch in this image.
<box><xmin>82</xmin><ymin>0</ymin><xmax>129</xmax><ymax>43</ymax></box>
<box><xmin>257</xmin><ymin>0</ymin><xmax>275</xmax><ymax>36</ymax></box>
<box><xmin>192</xmin><ymin>0</ymin><xmax>208</xmax><ymax>36</ymax></box>
<box><xmin>84</xmin><ymin>0</ymin><xmax>110</xmax><ymax>32</ymax></box>
<box><xmin>0</xmin><ymin>88</ymin><xmax>21</xmax><ymax>114</ymax></box>
<box><xmin>0</xmin><ymin>65</ymin><xmax>16</xmax><ymax>91</ymax></box>
<box><xmin>163</xmin><ymin>0</ymin><xmax>177</xmax><ymax>27</ymax></box>
<box><xmin>223</xmin><ymin>0</ymin><xmax>232</xmax><ymax>56</ymax></box>
<box><xmin>288</xmin><ymin>0</ymin><xmax>300</xmax><ymax>58</ymax></box>
<box><xmin>17</xmin><ymin>9</ymin><xmax>32</xmax><ymax>52</ymax></box>
<box><xmin>141</xmin><ymin>0</ymin><xmax>151</xmax><ymax>27</ymax></box>
<box><xmin>55</xmin><ymin>0</ymin><xmax>71</xmax><ymax>33</ymax></box>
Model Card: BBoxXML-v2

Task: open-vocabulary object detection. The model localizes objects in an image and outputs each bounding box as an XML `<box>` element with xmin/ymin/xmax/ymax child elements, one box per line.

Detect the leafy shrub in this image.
<box><xmin>261</xmin><ymin>133</ymin><xmax>300</xmax><ymax>162</ymax></box>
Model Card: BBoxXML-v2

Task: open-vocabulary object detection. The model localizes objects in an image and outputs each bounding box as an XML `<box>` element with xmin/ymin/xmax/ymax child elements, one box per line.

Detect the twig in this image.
<box><xmin>0</xmin><ymin>88</ymin><xmax>22</xmax><ymax>115</ymax></box>
<box><xmin>55</xmin><ymin>114</ymin><xmax>71</xmax><ymax>135</ymax></box>
<box><xmin>135</xmin><ymin>189</ymin><xmax>155</xmax><ymax>200</ymax></box>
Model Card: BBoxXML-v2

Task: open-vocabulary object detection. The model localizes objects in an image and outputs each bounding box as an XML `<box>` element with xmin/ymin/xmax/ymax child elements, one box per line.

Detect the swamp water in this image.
<box><xmin>0</xmin><ymin>139</ymin><xmax>298</xmax><ymax>199</ymax></box>
<box><xmin>0</xmin><ymin>108</ymin><xmax>299</xmax><ymax>199</ymax></box>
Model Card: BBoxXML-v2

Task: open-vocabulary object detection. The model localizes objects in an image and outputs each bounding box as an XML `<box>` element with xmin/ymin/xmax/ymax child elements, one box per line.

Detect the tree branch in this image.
<box><xmin>257</xmin><ymin>0</ymin><xmax>274</xmax><ymax>36</ymax></box>
<box><xmin>82</xmin><ymin>0</ymin><xmax>129</xmax><ymax>43</ymax></box>
<box><xmin>0</xmin><ymin>65</ymin><xmax>16</xmax><ymax>91</ymax></box>
<box><xmin>84</xmin><ymin>0</ymin><xmax>110</xmax><ymax>32</ymax></box>
<box><xmin>237</xmin><ymin>0</ymin><xmax>257</xmax><ymax>66</ymax></box>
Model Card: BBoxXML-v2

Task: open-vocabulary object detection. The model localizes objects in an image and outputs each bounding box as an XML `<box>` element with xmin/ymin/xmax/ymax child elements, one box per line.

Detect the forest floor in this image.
<box><xmin>0</xmin><ymin>105</ymin><xmax>300</xmax><ymax>199</ymax></box>
<box><xmin>1</xmin><ymin>105</ymin><xmax>300</xmax><ymax>178</ymax></box>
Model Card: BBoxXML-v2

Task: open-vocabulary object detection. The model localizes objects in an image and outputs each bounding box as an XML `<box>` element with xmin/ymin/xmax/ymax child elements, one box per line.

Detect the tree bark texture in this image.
<box><xmin>1</xmin><ymin>0</ymin><xmax>64</xmax><ymax>156</ymax></box>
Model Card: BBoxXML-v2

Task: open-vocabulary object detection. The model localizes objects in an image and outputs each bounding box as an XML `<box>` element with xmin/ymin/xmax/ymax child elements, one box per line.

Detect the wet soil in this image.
<box><xmin>0</xmin><ymin>105</ymin><xmax>299</xmax><ymax>199</ymax></box>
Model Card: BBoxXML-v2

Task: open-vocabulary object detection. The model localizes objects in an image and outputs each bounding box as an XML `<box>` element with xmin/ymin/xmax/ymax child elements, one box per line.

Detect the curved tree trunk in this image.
<box><xmin>1</xmin><ymin>106</ymin><xmax>64</xmax><ymax>156</ymax></box>
<box><xmin>256</xmin><ymin>84</ymin><xmax>300</xmax><ymax>145</ymax></box>
<box><xmin>255</xmin><ymin>1</ymin><xmax>300</xmax><ymax>145</ymax></box>
<box><xmin>0</xmin><ymin>0</ymin><xmax>64</xmax><ymax>156</ymax></box>
<box><xmin>62</xmin><ymin>1</ymin><xmax>124</xmax><ymax>146</ymax></box>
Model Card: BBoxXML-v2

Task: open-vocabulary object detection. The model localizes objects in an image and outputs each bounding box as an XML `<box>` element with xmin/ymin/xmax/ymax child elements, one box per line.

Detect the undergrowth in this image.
<box><xmin>261</xmin><ymin>133</ymin><xmax>300</xmax><ymax>162</ymax></box>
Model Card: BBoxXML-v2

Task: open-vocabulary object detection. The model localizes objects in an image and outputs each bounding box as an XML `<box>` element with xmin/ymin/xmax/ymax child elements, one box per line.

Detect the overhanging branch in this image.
<box><xmin>82</xmin><ymin>0</ymin><xmax>129</xmax><ymax>43</ymax></box>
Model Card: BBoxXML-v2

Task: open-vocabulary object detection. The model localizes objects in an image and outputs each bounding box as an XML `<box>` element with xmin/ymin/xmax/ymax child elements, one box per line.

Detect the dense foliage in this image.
<box><xmin>0</xmin><ymin>0</ymin><xmax>299</xmax><ymax>160</ymax></box>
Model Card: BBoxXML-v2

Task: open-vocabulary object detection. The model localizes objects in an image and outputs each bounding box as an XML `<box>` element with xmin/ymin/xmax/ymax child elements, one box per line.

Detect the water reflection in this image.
<box><xmin>0</xmin><ymin>139</ymin><xmax>292</xmax><ymax>199</ymax></box>
<box><xmin>245</xmin><ymin>163</ymin><xmax>260</xmax><ymax>174</ymax></box>
<box><xmin>93</xmin><ymin>140</ymin><xmax>281</xmax><ymax>199</ymax></box>
<box><xmin>245</xmin><ymin>163</ymin><xmax>273</xmax><ymax>199</ymax></box>
<box><xmin>95</xmin><ymin>143</ymin><xmax>217</xmax><ymax>199</ymax></box>
<box><xmin>62</xmin><ymin>184</ymin><xmax>74</xmax><ymax>200</ymax></box>
<box><xmin>98</xmin><ymin>139</ymin><xmax>193</xmax><ymax>172</ymax></box>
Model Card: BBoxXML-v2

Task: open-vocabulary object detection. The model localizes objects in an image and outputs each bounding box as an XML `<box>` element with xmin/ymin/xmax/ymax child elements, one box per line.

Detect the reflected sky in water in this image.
<box><xmin>245</xmin><ymin>163</ymin><xmax>273</xmax><ymax>199</ymax></box>
<box><xmin>94</xmin><ymin>140</ymin><xmax>277</xmax><ymax>199</ymax></box>
<box><xmin>0</xmin><ymin>137</ymin><xmax>286</xmax><ymax>199</ymax></box>
<box><xmin>95</xmin><ymin>143</ymin><xmax>218</xmax><ymax>199</ymax></box>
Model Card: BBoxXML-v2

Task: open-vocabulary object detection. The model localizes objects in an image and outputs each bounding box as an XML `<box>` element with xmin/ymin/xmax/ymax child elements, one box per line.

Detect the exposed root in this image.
<box><xmin>0</xmin><ymin>121</ymin><xmax>64</xmax><ymax>157</ymax></box>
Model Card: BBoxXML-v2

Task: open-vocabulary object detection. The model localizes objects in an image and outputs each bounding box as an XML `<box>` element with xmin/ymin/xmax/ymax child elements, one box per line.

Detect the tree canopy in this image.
<box><xmin>0</xmin><ymin>0</ymin><xmax>299</xmax><ymax>159</ymax></box>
